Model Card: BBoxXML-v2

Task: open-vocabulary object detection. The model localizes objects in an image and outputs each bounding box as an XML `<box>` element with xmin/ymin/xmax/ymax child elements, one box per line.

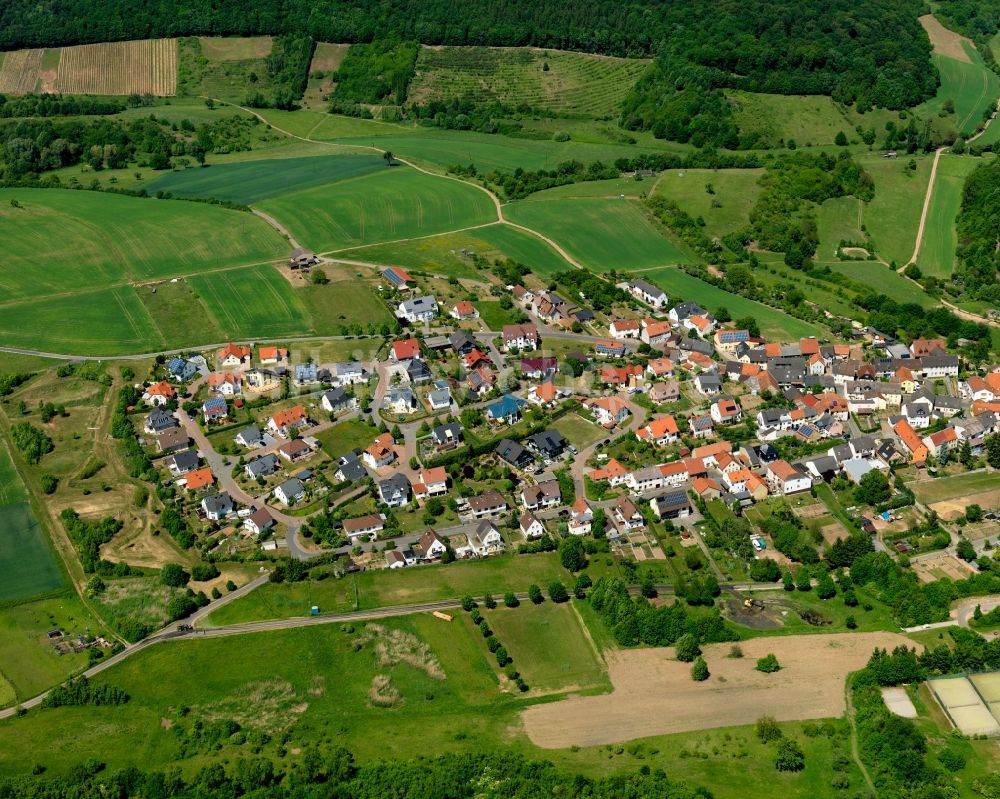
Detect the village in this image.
<box><xmin>126</xmin><ymin>262</ymin><xmax>1000</xmax><ymax>589</ymax></box>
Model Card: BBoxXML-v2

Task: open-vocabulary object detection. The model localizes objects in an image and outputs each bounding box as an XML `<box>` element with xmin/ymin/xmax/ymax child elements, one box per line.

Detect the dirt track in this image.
<box><xmin>520</xmin><ymin>632</ymin><xmax>912</xmax><ymax>748</ymax></box>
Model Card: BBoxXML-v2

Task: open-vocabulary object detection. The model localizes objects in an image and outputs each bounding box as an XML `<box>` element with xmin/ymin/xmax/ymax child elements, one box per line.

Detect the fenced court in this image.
<box><xmin>928</xmin><ymin>675</ymin><xmax>1000</xmax><ymax>736</ymax></box>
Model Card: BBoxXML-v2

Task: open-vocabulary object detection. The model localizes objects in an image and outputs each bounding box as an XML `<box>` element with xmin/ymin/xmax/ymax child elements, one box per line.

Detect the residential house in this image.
<box><xmin>600</xmin><ymin>364</ymin><xmax>644</xmax><ymax>387</ymax></box>
<box><xmin>646</xmin><ymin>357</ymin><xmax>675</xmax><ymax>379</ymax></box>
<box><xmin>333</xmin><ymin>362</ymin><xmax>366</xmax><ymax>386</ymax></box>
<box><xmin>609</xmin><ymin>319</ymin><xmax>642</xmax><ymax>339</ymax></box>
<box><xmin>450</xmin><ymin>301</ymin><xmax>478</xmax><ymax>320</ymax></box>
<box><xmin>568</xmin><ymin>497</ymin><xmax>593</xmax><ymax>535</ymax></box>
<box><xmin>910</xmin><ymin>337</ymin><xmax>947</xmax><ymax>358</ymax></box>
<box><xmin>921</xmin><ymin>355</ymin><xmax>959</xmax><ymax>378</ymax></box>
<box><xmin>156</xmin><ymin>427</ymin><xmax>189</xmax><ymax>454</ymax></box>
<box><xmin>487</xmin><ymin>394</ymin><xmax>527</xmax><ymax>424</ymax></box>
<box><xmin>167</xmin><ymin>357</ymin><xmax>197</xmax><ymax>381</ymax></box>
<box><xmin>268</xmin><ymin>405</ymin><xmax>309</xmax><ymax>438</ymax></box>
<box><xmin>257</xmin><ymin>346</ymin><xmax>288</xmax><ymax>365</ymax></box>
<box><xmin>692</xmin><ymin>477</ymin><xmax>722</xmax><ymax>501</ymax></box>
<box><xmin>321</xmin><ymin>387</ymin><xmax>357</xmax><ymax>415</ymax></box>
<box><xmin>587</xmin><ymin>458</ymin><xmax>629</xmax><ymax>486</ymax></box>
<box><xmin>625</xmin><ymin>466</ymin><xmax>665</xmax><ymax>493</ymax></box>
<box><xmin>502</xmin><ymin>323</ymin><xmax>539</xmax><ymax>352</ymax></box>
<box><xmin>244</xmin><ymin>507</ymin><xmax>275</xmax><ymax>536</ymax></box>
<box><xmin>496</xmin><ymin>438</ymin><xmax>533</xmax><ymax>469</ymax></box>
<box><xmin>431</xmin><ymin>422</ymin><xmax>463</xmax><ymax>449</ymax></box>
<box><xmin>636</xmin><ymin>415</ymin><xmax>680</xmax><ymax>446</ymax></box>
<box><xmin>201</xmin><ymin>492</ymin><xmax>234</xmax><ymax>521</ymax></box>
<box><xmin>668</xmin><ymin>302</ymin><xmax>706</xmax><ymax>327</ymax></box>
<box><xmin>391</xmin><ymin>338</ymin><xmax>422</xmax><ymax>362</ymax></box>
<box><xmin>923</xmin><ymin>427</ymin><xmax>959</xmax><ymax>459</ymax></box>
<box><xmin>651</xmin><ymin>489</ymin><xmax>691</xmax><ymax>520</ymax></box>
<box><xmin>449</xmin><ymin>331</ymin><xmax>478</xmax><ymax>356</ymax></box>
<box><xmin>710</xmin><ymin>397</ymin><xmax>742</xmax><ymax>425</ymax></box>
<box><xmin>467</xmin><ymin>365</ymin><xmax>496</xmax><ymax>397</ymax></box>
<box><xmin>245</xmin><ymin>454</ymin><xmax>280</xmax><ymax>480</ymax></box>
<box><xmin>334</xmin><ymin>451</ymin><xmax>367</xmax><ymax>483</ymax></box>
<box><xmin>343</xmin><ymin>513</ymin><xmax>386</xmax><ymax>543</ymax></box>
<box><xmin>207</xmin><ymin>372</ymin><xmax>242</xmax><ymax>396</ymax></box>
<box><xmin>217</xmin><ymin>343</ymin><xmax>251</xmax><ymax>367</ymax></box>
<box><xmin>641</xmin><ymin>319</ymin><xmax>673</xmax><ymax>347</ymax></box>
<box><xmin>184</xmin><ymin>466</ymin><xmax>215</xmax><ymax>491</ymax></box>
<box><xmin>142</xmin><ymin>381</ymin><xmax>176</xmax><ymax>407</ymax></box>
<box><xmin>413</xmin><ymin>529</ymin><xmax>448</xmax><ymax>560</ymax></box>
<box><xmin>527</xmin><ymin>381</ymin><xmax>562</xmax><ymax>408</ymax></box>
<box><xmin>363</xmin><ymin>433</ymin><xmax>396</xmax><ymax>469</ymax></box>
<box><xmin>202</xmin><ymin>396</ymin><xmax>229</xmax><ymax>423</ymax></box>
<box><xmin>385</xmin><ymin>550</ymin><xmax>409</xmax><ymax>569</ymax></box>
<box><xmin>407</xmin><ymin>358</ymin><xmax>433</xmax><ymax>385</ymax></box>
<box><xmin>688</xmin><ymin>413</ymin><xmax>715</xmax><ymax>439</ymax></box>
<box><xmin>695</xmin><ymin>374</ymin><xmax>722</xmax><ymax>395</ymax></box>
<box><xmin>428</xmin><ymin>386</ymin><xmax>453</xmax><ymax>411</ymax></box>
<box><xmin>397</xmin><ymin>296</ymin><xmax>439</xmax><ymax>323</ymax></box>
<box><xmin>628</xmin><ymin>279</ymin><xmax>668</xmax><ymax>309</ymax></box>
<box><xmin>584</xmin><ymin>396</ymin><xmax>630</xmax><ymax>428</ymax></box>
<box><xmin>467</xmin><ymin>490</ymin><xmax>508</xmax><ymax>519</ymax></box>
<box><xmin>594</xmin><ymin>340</ymin><xmax>627</xmax><ymax>358</ymax></box>
<box><xmin>234</xmin><ymin>425</ymin><xmax>263</xmax><ymax>448</ymax></box>
<box><xmin>613</xmin><ymin>496</ymin><xmax>645</xmax><ymax>532</ymax></box>
<box><xmin>273</xmin><ymin>477</ymin><xmax>305</xmax><ymax>506</ymax></box>
<box><xmin>519</xmin><ymin>512</ymin><xmax>546</xmax><ymax>540</ymax></box>
<box><xmin>528</xmin><ymin>429</ymin><xmax>567</xmax><ymax>460</ymax></box>
<box><xmin>713</xmin><ymin>329</ymin><xmax>750</xmax><ymax>357</ymax></box>
<box><xmin>521</xmin><ymin>357</ymin><xmax>557</xmax><ymax>379</ymax></box>
<box><xmin>169</xmin><ymin>449</ymin><xmax>200</xmax><ymax>476</ymax></box>
<box><xmin>893</xmin><ymin>417</ymin><xmax>929</xmax><ymax>465</ymax></box>
<box><xmin>377</xmin><ymin>474</ymin><xmax>412</xmax><ymax>508</ymax></box>
<box><xmin>144</xmin><ymin>407</ymin><xmax>178</xmax><ymax>434</ymax></box>
<box><xmin>765</xmin><ymin>460</ymin><xmax>811</xmax><ymax>495</ymax></box>
<box><xmin>385</xmin><ymin>387</ymin><xmax>418</xmax><ymax>414</ymax></box>
<box><xmin>294</xmin><ymin>363</ymin><xmax>323</xmax><ymax>386</ymax></box>
<box><xmin>465</xmin><ymin>521</ymin><xmax>504</xmax><ymax>557</ymax></box>
<box><xmin>278</xmin><ymin>439</ymin><xmax>312</xmax><ymax>462</ymax></box>
<box><xmin>521</xmin><ymin>479</ymin><xmax>561</xmax><ymax>510</ymax></box>
<box><xmin>413</xmin><ymin>467</ymin><xmax>448</xmax><ymax>501</ymax></box>
<box><xmin>649</xmin><ymin>381</ymin><xmax>680</xmax><ymax>404</ymax></box>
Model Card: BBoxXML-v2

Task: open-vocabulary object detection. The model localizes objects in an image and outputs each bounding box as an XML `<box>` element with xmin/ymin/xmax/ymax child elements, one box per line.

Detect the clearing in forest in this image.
<box><xmin>920</xmin><ymin>15</ymin><xmax>973</xmax><ymax>63</ymax></box>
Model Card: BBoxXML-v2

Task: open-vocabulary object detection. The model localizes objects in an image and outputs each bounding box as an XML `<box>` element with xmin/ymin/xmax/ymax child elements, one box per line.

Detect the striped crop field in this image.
<box><xmin>0</xmin><ymin>48</ymin><xmax>44</xmax><ymax>94</ymax></box>
<box><xmin>408</xmin><ymin>46</ymin><xmax>648</xmax><ymax>119</ymax></box>
<box><xmin>0</xmin><ymin>39</ymin><xmax>177</xmax><ymax>96</ymax></box>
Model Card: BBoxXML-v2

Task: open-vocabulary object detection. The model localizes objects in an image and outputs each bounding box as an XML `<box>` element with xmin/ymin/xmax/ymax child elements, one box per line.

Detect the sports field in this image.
<box><xmin>145</xmin><ymin>154</ymin><xmax>386</xmax><ymax>204</ymax></box>
<box><xmin>409</xmin><ymin>46</ymin><xmax>647</xmax><ymax>119</ymax></box>
<box><xmin>485</xmin><ymin>602</ymin><xmax>607</xmax><ymax>693</ymax></box>
<box><xmin>259</xmin><ymin>166</ymin><xmax>498</xmax><ymax>253</ymax></box>
<box><xmin>917</xmin><ymin>154</ymin><xmax>980</xmax><ymax>277</ymax></box>
<box><xmin>0</xmin><ymin>189</ymin><xmax>286</xmax><ymax>301</ymax></box>
<box><xmin>637</xmin><ymin>267</ymin><xmax>821</xmax><ymax>340</ymax></box>
<box><xmin>0</xmin><ymin>503</ymin><xmax>64</xmax><ymax>603</ymax></box>
<box><xmin>928</xmin><ymin>675</ymin><xmax>1000</xmax><ymax>736</ymax></box>
<box><xmin>911</xmin><ymin>471</ymin><xmax>1000</xmax><ymax>504</ymax></box>
<box><xmin>503</xmin><ymin>197</ymin><xmax>690</xmax><ymax>271</ymax></box>
<box><xmin>652</xmin><ymin>169</ymin><xmax>764</xmax><ymax>240</ymax></box>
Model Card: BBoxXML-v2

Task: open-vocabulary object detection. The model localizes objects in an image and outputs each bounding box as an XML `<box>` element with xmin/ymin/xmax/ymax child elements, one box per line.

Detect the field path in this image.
<box><xmin>901</xmin><ymin>146</ymin><xmax>945</xmax><ymax>269</ymax></box>
<box><xmin>968</xmin><ymin>98</ymin><xmax>1000</xmax><ymax>143</ymax></box>
<box><xmin>208</xmin><ymin>98</ymin><xmax>590</xmax><ymax>271</ymax></box>
<box><xmin>845</xmin><ymin>682</ymin><xmax>876</xmax><ymax>794</ymax></box>
<box><xmin>252</xmin><ymin>208</ymin><xmax>302</xmax><ymax>250</ymax></box>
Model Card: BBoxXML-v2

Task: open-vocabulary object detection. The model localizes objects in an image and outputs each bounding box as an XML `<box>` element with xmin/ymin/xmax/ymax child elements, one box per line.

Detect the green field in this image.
<box><xmin>0</xmin><ymin>189</ymin><xmax>286</xmax><ymax>302</ymax></box>
<box><xmin>553</xmin><ymin>413</ymin><xmax>605</xmax><ymax>449</ymax></box>
<box><xmin>638</xmin><ymin>267</ymin><xmax>821</xmax><ymax>339</ymax></box>
<box><xmin>205</xmin><ymin>553</ymin><xmax>571</xmax><ymax>625</ymax></box>
<box><xmin>910</xmin><ymin>470</ymin><xmax>1000</xmax><ymax>504</ymax></box>
<box><xmin>652</xmin><ymin>169</ymin><xmax>763</xmax><ymax>240</ymax></box>
<box><xmin>0</xmin><ymin>441</ymin><xmax>27</xmax><ymax>506</ymax></box>
<box><xmin>824</xmin><ymin>262</ymin><xmax>935</xmax><ymax>307</ymax></box>
<box><xmin>817</xmin><ymin>196</ymin><xmax>866</xmax><ymax>259</ymax></box>
<box><xmin>861</xmin><ymin>154</ymin><xmax>934</xmax><ymax>266</ymax></box>
<box><xmin>915</xmin><ymin>50</ymin><xmax>1000</xmax><ymax>137</ymax></box>
<box><xmin>727</xmin><ymin>90</ymin><xmax>897</xmax><ymax>147</ymax></box>
<box><xmin>408</xmin><ymin>46</ymin><xmax>648</xmax><ymax>120</ymax></box>
<box><xmin>145</xmin><ymin>154</ymin><xmax>386</xmax><ymax>204</ymax></box>
<box><xmin>504</xmin><ymin>197</ymin><xmax>690</xmax><ymax>271</ymax></box>
<box><xmin>188</xmin><ymin>265</ymin><xmax>310</xmax><ymax>338</ymax></box>
<box><xmin>0</xmin><ymin>503</ymin><xmax>64</xmax><ymax>603</ymax></box>
<box><xmin>917</xmin><ymin>154</ymin><xmax>980</xmax><ymax>277</ymax></box>
<box><xmin>259</xmin><ymin>166</ymin><xmax>498</xmax><ymax>253</ymax></box>
<box><xmin>314</xmin><ymin>418</ymin><xmax>379</xmax><ymax>455</ymax></box>
<box><xmin>474</xmin><ymin>223</ymin><xmax>575</xmax><ymax>275</ymax></box>
<box><xmin>485</xmin><ymin>601</ymin><xmax>607</xmax><ymax>692</ymax></box>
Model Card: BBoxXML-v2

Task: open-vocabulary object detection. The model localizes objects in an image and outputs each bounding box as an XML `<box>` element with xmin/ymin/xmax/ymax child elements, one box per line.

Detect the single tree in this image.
<box><xmin>504</xmin><ymin>591</ymin><xmax>519</xmax><ymax>608</ymax></box>
<box><xmin>690</xmin><ymin>656</ymin><xmax>710</xmax><ymax>681</ymax></box>
<box><xmin>755</xmin><ymin>715</ymin><xmax>783</xmax><ymax>743</ymax></box>
<box><xmin>675</xmin><ymin>633</ymin><xmax>701</xmax><ymax>662</ymax></box>
<box><xmin>383</xmin><ymin>150</ymin><xmax>395</xmax><ymax>166</ymax></box>
<box><xmin>756</xmin><ymin>654</ymin><xmax>781</xmax><ymax>673</ymax></box>
<box><xmin>548</xmin><ymin>581</ymin><xmax>569</xmax><ymax>603</ymax></box>
<box><xmin>528</xmin><ymin>584</ymin><xmax>543</xmax><ymax>604</ymax></box>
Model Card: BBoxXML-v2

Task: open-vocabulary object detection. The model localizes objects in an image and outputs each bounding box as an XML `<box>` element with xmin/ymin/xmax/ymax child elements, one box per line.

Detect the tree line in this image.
<box><xmin>955</xmin><ymin>158</ymin><xmax>1000</xmax><ymax>306</ymax></box>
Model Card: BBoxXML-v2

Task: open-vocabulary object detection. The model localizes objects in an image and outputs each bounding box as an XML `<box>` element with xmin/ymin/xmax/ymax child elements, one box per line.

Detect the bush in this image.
<box><xmin>938</xmin><ymin>748</ymin><xmax>966</xmax><ymax>772</ymax></box>
<box><xmin>504</xmin><ymin>591</ymin><xmax>519</xmax><ymax>608</ymax></box>
<box><xmin>461</xmin><ymin>594</ymin><xmax>476</xmax><ymax>612</ymax></box>
<box><xmin>190</xmin><ymin>563</ymin><xmax>220</xmax><ymax>582</ymax></box>
<box><xmin>774</xmin><ymin>738</ymin><xmax>805</xmax><ymax>772</ymax></box>
<box><xmin>756</xmin><ymin>715</ymin><xmax>783</xmax><ymax>743</ymax></box>
<box><xmin>10</xmin><ymin>422</ymin><xmax>53</xmax><ymax>464</ymax></box>
<box><xmin>756</xmin><ymin>654</ymin><xmax>781</xmax><ymax>673</ymax></box>
<box><xmin>39</xmin><ymin>473</ymin><xmax>58</xmax><ymax>494</ymax></box>
<box><xmin>675</xmin><ymin>633</ymin><xmax>701</xmax><ymax>662</ymax></box>
<box><xmin>729</xmin><ymin>644</ymin><xmax>743</xmax><ymax>658</ymax></box>
<box><xmin>160</xmin><ymin>563</ymin><xmax>189</xmax><ymax>587</ymax></box>
<box><xmin>548</xmin><ymin>581</ymin><xmax>569</xmax><ymax>603</ymax></box>
<box><xmin>528</xmin><ymin>584</ymin><xmax>543</xmax><ymax>604</ymax></box>
<box><xmin>495</xmin><ymin>646</ymin><xmax>509</xmax><ymax>666</ymax></box>
<box><xmin>483</xmin><ymin>592</ymin><xmax>496</xmax><ymax>609</ymax></box>
<box><xmin>690</xmin><ymin>656</ymin><xmax>709</xmax><ymax>681</ymax></box>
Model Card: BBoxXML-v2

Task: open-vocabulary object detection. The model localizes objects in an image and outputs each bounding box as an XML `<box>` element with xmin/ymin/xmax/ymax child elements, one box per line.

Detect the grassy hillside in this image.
<box><xmin>916</xmin><ymin>154</ymin><xmax>980</xmax><ymax>277</ymax></box>
<box><xmin>258</xmin><ymin>165</ymin><xmax>498</xmax><ymax>253</ymax></box>
<box><xmin>915</xmin><ymin>48</ymin><xmax>1000</xmax><ymax>137</ymax></box>
<box><xmin>860</xmin><ymin>154</ymin><xmax>934</xmax><ymax>267</ymax></box>
<box><xmin>0</xmin><ymin>189</ymin><xmax>287</xmax><ymax>301</ymax></box>
<box><xmin>408</xmin><ymin>46</ymin><xmax>648</xmax><ymax>119</ymax></box>
<box><xmin>503</xmin><ymin>197</ymin><xmax>690</xmax><ymax>271</ymax></box>
<box><xmin>652</xmin><ymin>169</ymin><xmax>764</xmax><ymax>240</ymax></box>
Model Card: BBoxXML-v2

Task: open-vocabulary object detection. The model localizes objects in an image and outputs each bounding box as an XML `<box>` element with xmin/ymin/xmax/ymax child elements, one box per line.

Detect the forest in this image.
<box><xmin>0</xmin><ymin>749</ymin><xmax>719</xmax><ymax>799</ymax></box>
<box><xmin>954</xmin><ymin>159</ymin><xmax>1000</xmax><ymax>305</ymax></box>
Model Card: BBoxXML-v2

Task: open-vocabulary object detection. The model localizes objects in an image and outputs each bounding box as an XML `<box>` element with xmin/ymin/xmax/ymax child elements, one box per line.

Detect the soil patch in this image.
<box><xmin>911</xmin><ymin>552</ymin><xmax>973</xmax><ymax>584</ymax></box>
<box><xmin>521</xmin><ymin>632</ymin><xmax>912</xmax><ymax>748</ymax></box>
<box><xmin>722</xmin><ymin>597</ymin><xmax>783</xmax><ymax>630</ymax></box>
<box><xmin>919</xmin><ymin>15</ymin><xmax>973</xmax><ymax>63</ymax></box>
<box><xmin>931</xmin><ymin>489</ymin><xmax>1000</xmax><ymax>521</ymax></box>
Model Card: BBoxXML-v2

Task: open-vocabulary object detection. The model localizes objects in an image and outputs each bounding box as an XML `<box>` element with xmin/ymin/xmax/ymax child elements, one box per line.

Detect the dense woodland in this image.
<box><xmin>0</xmin><ymin>750</ymin><xmax>719</xmax><ymax>798</ymax></box>
<box><xmin>954</xmin><ymin>159</ymin><xmax>1000</xmax><ymax>305</ymax></box>
<box><xmin>935</xmin><ymin>0</ymin><xmax>1000</xmax><ymax>72</ymax></box>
